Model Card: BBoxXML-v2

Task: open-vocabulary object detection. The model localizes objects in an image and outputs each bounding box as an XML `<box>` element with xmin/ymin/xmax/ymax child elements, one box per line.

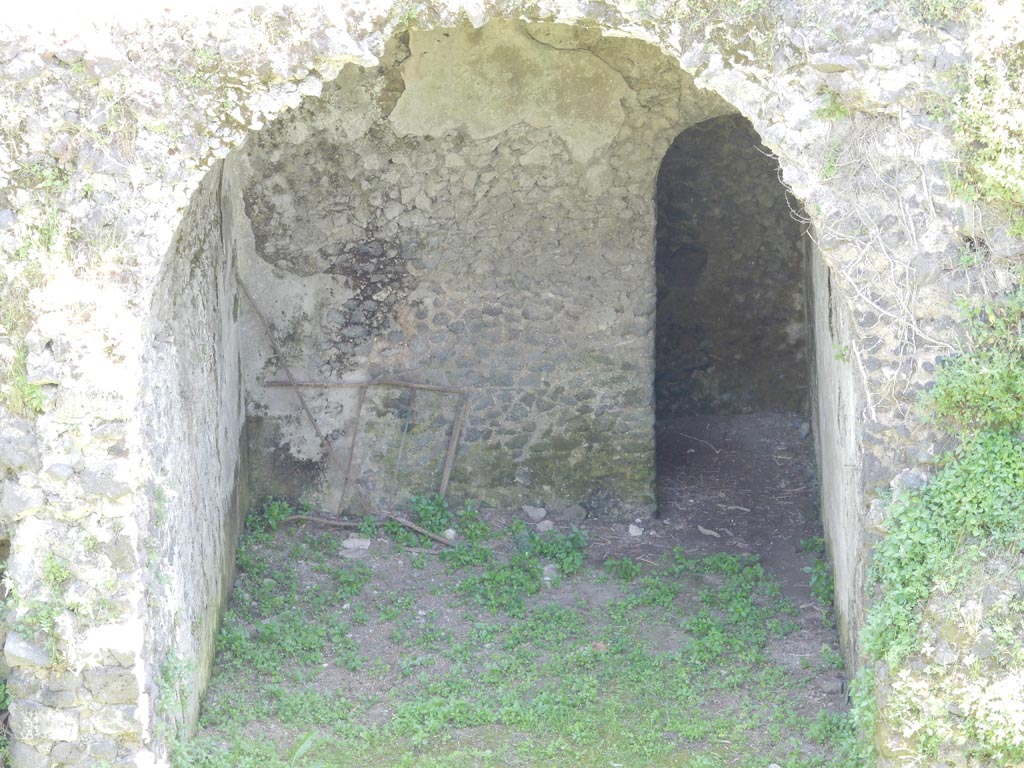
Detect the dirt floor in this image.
<box><xmin>656</xmin><ymin>412</ymin><xmax>826</xmax><ymax>606</ymax></box>
<box><xmin>186</xmin><ymin>409</ymin><xmax>850</xmax><ymax>767</ymax></box>
<box><xmin>654</xmin><ymin>411</ymin><xmax>847</xmax><ymax>695</ymax></box>
<box><xmin>550</xmin><ymin>409</ymin><xmax>847</xmax><ymax>709</ymax></box>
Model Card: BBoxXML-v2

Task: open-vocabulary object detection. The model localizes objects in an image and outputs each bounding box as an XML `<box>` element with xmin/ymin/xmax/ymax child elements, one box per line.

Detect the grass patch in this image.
<box><xmin>864</xmin><ymin>290</ymin><xmax>1024</xmax><ymax>667</ymax></box>
<box><xmin>925</xmin><ymin>290</ymin><xmax>1024</xmax><ymax>434</ymax></box>
<box><xmin>176</xmin><ymin>507</ymin><xmax>851</xmax><ymax>768</ymax></box>
<box><xmin>0</xmin><ymin>255</ymin><xmax>45</xmax><ymax>416</ymax></box>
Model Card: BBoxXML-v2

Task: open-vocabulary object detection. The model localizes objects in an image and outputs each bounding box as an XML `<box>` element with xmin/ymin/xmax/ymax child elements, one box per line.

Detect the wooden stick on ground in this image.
<box><xmin>385</xmin><ymin>514</ymin><xmax>454</xmax><ymax>547</ymax></box>
<box><xmin>282</xmin><ymin>512</ymin><xmax>453</xmax><ymax>548</ymax></box>
<box><xmin>282</xmin><ymin>515</ymin><xmax>362</xmax><ymax>529</ymax></box>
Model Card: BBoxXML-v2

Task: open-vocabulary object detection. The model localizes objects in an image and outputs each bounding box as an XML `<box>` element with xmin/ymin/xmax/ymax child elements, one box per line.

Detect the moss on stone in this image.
<box><xmin>449</xmin><ymin>411</ymin><xmax>654</xmax><ymax>520</ymax></box>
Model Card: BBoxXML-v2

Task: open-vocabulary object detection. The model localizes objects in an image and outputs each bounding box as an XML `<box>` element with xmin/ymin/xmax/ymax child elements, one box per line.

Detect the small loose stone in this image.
<box><xmin>522</xmin><ymin>505</ymin><xmax>547</xmax><ymax>522</ymax></box>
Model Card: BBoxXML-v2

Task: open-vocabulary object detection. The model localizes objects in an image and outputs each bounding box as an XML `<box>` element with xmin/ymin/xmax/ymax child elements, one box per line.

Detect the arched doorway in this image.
<box><xmin>654</xmin><ymin>114</ymin><xmax>821</xmax><ymax>584</ymax></box>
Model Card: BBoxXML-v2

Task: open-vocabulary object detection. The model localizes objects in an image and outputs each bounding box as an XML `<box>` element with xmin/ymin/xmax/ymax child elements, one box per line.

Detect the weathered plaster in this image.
<box><xmin>234</xmin><ymin>23</ymin><xmax>737</xmax><ymax>520</ymax></box>
<box><xmin>391</xmin><ymin>21</ymin><xmax>629</xmax><ymax>162</ymax></box>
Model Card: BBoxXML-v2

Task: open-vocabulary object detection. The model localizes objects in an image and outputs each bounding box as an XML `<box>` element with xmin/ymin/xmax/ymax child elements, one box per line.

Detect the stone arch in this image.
<box><xmin>0</xmin><ymin>6</ymin><xmax>992</xmax><ymax>766</ymax></box>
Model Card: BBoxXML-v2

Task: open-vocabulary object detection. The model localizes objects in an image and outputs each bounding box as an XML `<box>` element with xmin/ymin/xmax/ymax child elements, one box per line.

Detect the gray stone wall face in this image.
<box><xmin>139</xmin><ymin>162</ymin><xmax>249</xmax><ymax>741</ymax></box>
<box><xmin>236</xmin><ymin>22</ymin><xmax>736</xmax><ymax>520</ymax></box>
<box><xmin>0</xmin><ymin>156</ymin><xmax>246</xmax><ymax>767</ymax></box>
<box><xmin>809</xmin><ymin>244</ymin><xmax>868</xmax><ymax>667</ymax></box>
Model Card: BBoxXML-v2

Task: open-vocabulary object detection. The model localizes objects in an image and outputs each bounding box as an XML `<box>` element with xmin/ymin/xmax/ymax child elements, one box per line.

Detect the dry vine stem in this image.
<box><xmin>679</xmin><ymin>432</ymin><xmax>722</xmax><ymax>454</ymax></box>
<box><xmin>790</xmin><ymin>112</ymin><xmax>963</xmax><ymax>424</ymax></box>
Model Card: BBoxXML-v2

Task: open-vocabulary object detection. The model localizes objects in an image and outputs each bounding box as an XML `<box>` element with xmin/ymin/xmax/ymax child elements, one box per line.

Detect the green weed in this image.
<box><xmin>458</xmin><ymin>552</ymin><xmax>543</xmax><ymax>616</ymax></box>
<box><xmin>925</xmin><ymin>290</ymin><xmax>1024</xmax><ymax>434</ymax></box>
<box><xmin>805</xmin><ymin>558</ymin><xmax>835</xmax><ymax>608</ymax></box>
<box><xmin>249</xmin><ymin>498</ymin><xmax>293</xmax><ymax>533</ymax></box>
<box><xmin>410</xmin><ymin>494</ymin><xmax>452</xmax><ymax>533</ymax></box>
<box><xmin>41</xmin><ymin>552</ymin><xmax>73</xmax><ymax>591</ymax></box>
<box><xmin>799</xmin><ymin>536</ymin><xmax>826</xmax><ymax>554</ymax></box>
<box><xmin>439</xmin><ymin>541</ymin><xmax>492</xmax><ymax>570</ymax></box>
<box><xmin>816</xmin><ymin>88</ymin><xmax>851</xmax><ymax>120</ymax></box>
<box><xmin>379</xmin><ymin>593</ymin><xmax>415</xmax><ymax>622</ymax></box>
<box><xmin>391</xmin><ymin>496</ymin><xmax>491</xmax><ymax>550</ymax></box>
<box><xmin>358</xmin><ymin>515</ymin><xmax>377</xmax><ymax>537</ymax></box>
<box><xmin>218</xmin><ymin>607</ymin><xmax>330</xmax><ymax>675</ymax></box>
<box><xmin>604</xmin><ymin>556</ymin><xmax>642</xmax><ymax>581</ymax></box>
<box><xmin>314</xmin><ymin>561</ymin><xmax>372</xmax><ymax>600</ymax></box>
<box><xmin>857</xmin><ymin>281</ymin><xmax>1024</xmax><ymax>765</ymax></box>
<box><xmin>383</xmin><ymin>518</ymin><xmax>427</xmax><ymax>548</ymax></box>
<box><xmin>156</xmin><ymin>653</ymin><xmax>193</xmax><ymax>735</ymax></box>
<box><xmin>517</xmin><ymin>528</ymin><xmax>588</xmax><ymax>576</ymax></box>
<box><xmin>862</xmin><ymin>430</ymin><xmax>1024</xmax><ymax>665</ymax></box>
<box><xmin>899</xmin><ymin>0</ymin><xmax>978</xmax><ymax>22</ymax></box>
<box><xmin>452</xmin><ymin>500</ymin><xmax>491</xmax><ymax>543</ymax></box>
<box><xmin>3</xmin><ymin>347</ymin><xmax>45</xmax><ymax>415</ymax></box>
<box><xmin>0</xmin><ymin>271</ymin><xmax>46</xmax><ymax>416</ymax></box>
<box><xmin>821</xmin><ymin>645</ymin><xmax>845</xmax><ymax>670</ymax></box>
<box><xmin>638</xmin><ymin>574</ymin><xmax>681</xmax><ymax>608</ymax></box>
<box><xmin>951</xmin><ymin>39</ymin><xmax>1024</xmax><ymax>232</ymax></box>
<box><xmin>14</xmin><ymin>598</ymin><xmax>65</xmax><ymax>664</ymax></box>
<box><xmin>808</xmin><ymin>710</ymin><xmax>855</xmax><ymax>748</ymax></box>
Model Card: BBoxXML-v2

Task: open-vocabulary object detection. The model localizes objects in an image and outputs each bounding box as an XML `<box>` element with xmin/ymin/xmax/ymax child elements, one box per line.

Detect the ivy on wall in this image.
<box><xmin>953</xmin><ymin>40</ymin><xmax>1024</xmax><ymax>235</ymax></box>
<box><xmin>856</xmin><ymin>290</ymin><xmax>1024</xmax><ymax>765</ymax></box>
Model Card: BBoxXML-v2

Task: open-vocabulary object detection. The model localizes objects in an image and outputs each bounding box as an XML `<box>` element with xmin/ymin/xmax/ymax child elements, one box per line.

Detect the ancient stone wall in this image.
<box><xmin>138</xmin><ymin>161</ymin><xmax>249</xmax><ymax>742</ymax></box>
<box><xmin>0</xmin><ymin>3</ymin><xmax>1020</xmax><ymax>766</ymax></box>
<box><xmin>809</xmin><ymin>243</ymin><xmax>868</xmax><ymax>666</ymax></box>
<box><xmin>0</xmin><ymin>153</ymin><xmax>248</xmax><ymax>767</ymax></box>
<box><xmin>235</xmin><ymin>21</ymin><xmax>735</xmax><ymax>519</ymax></box>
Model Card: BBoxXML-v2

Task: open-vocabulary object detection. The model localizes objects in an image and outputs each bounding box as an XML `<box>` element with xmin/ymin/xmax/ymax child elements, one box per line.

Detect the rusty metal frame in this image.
<box><xmin>239</xmin><ymin>276</ymin><xmax>470</xmax><ymax>516</ymax></box>
<box><xmin>264</xmin><ymin>380</ymin><xmax>469</xmax><ymax>513</ymax></box>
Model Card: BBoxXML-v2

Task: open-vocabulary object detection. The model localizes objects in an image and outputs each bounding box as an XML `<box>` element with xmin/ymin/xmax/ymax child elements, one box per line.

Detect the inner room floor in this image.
<box><xmin>185</xmin><ymin>411</ymin><xmax>852</xmax><ymax>767</ymax></box>
<box><xmin>656</xmin><ymin>411</ymin><xmax>823</xmax><ymax>596</ymax></box>
<box><xmin>653</xmin><ymin>411</ymin><xmax>847</xmax><ymax>700</ymax></box>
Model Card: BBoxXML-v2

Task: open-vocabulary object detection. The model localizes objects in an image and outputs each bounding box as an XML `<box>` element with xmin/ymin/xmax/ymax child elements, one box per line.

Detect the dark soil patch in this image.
<box><xmin>657</xmin><ymin>412</ymin><xmax>823</xmax><ymax>594</ymax></box>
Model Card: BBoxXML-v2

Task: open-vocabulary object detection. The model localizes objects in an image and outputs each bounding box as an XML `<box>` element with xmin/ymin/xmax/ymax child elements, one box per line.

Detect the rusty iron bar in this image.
<box><xmin>438</xmin><ymin>394</ymin><xmax>469</xmax><ymax>497</ymax></box>
<box><xmin>265</xmin><ymin>377</ymin><xmax>468</xmax><ymax>511</ymax></box>
<box><xmin>266</xmin><ymin>379</ymin><xmax>465</xmax><ymax>395</ymax></box>
<box><xmin>391</xmin><ymin>389</ymin><xmax>417</xmax><ymax>504</ymax></box>
<box><xmin>236</xmin><ymin>276</ymin><xmax>345</xmax><ymax>473</ymax></box>
<box><xmin>337</xmin><ymin>383</ymin><xmax>367</xmax><ymax>515</ymax></box>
